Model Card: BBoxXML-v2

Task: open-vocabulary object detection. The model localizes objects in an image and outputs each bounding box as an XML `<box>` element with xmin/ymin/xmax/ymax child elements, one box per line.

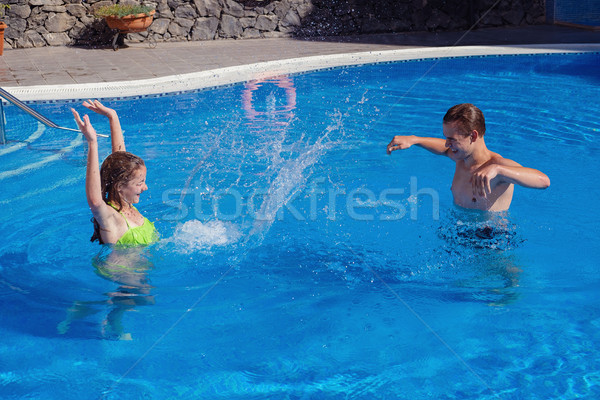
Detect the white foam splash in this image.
<box><xmin>170</xmin><ymin>220</ymin><xmax>241</xmax><ymax>252</ymax></box>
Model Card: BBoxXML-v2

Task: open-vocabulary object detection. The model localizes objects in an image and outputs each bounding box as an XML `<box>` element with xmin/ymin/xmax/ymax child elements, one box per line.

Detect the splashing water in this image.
<box><xmin>250</xmin><ymin>112</ymin><xmax>344</xmax><ymax>238</ymax></box>
<box><xmin>170</xmin><ymin>76</ymin><xmax>348</xmax><ymax>252</ymax></box>
<box><xmin>169</xmin><ymin>220</ymin><xmax>242</xmax><ymax>253</ymax></box>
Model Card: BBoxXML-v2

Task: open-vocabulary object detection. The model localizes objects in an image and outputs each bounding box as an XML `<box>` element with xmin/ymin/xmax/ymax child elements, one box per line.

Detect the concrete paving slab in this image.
<box><xmin>0</xmin><ymin>25</ymin><xmax>596</xmax><ymax>91</ymax></box>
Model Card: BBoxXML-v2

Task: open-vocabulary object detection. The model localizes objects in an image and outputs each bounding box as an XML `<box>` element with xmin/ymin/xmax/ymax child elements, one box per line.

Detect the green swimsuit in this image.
<box><xmin>92</xmin><ymin>204</ymin><xmax>157</xmax><ymax>286</ymax></box>
<box><xmin>109</xmin><ymin>203</ymin><xmax>158</xmax><ymax>246</ymax></box>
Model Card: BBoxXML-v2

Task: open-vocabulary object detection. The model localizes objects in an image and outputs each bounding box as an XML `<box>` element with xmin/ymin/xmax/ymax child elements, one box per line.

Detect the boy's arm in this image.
<box><xmin>471</xmin><ymin>157</ymin><xmax>550</xmax><ymax>197</ymax></box>
<box><xmin>82</xmin><ymin>100</ymin><xmax>125</xmax><ymax>153</ymax></box>
<box><xmin>387</xmin><ymin>135</ymin><xmax>449</xmax><ymax>156</ymax></box>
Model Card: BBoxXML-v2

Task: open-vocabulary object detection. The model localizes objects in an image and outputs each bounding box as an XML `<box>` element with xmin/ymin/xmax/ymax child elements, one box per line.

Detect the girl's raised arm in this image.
<box><xmin>71</xmin><ymin>109</ymin><xmax>114</xmax><ymax>228</ymax></box>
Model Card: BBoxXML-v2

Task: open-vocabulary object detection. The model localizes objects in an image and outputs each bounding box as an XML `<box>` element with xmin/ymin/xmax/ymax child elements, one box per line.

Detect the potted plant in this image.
<box><xmin>0</xmin><ymin>4</ymin><xmax>10</xmax><ymax>56</ymax></box>
<box><xmin>93</xmin><ymin>3</ymin><xmax>155</xmax><ymax>50</ymax></box>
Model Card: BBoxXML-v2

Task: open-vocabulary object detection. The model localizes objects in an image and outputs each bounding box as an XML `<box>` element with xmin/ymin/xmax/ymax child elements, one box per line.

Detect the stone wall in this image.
<box><xmin>2</xmin><ymin>0</ymin><xmax>546</xmax><ymax>49</ymax></box>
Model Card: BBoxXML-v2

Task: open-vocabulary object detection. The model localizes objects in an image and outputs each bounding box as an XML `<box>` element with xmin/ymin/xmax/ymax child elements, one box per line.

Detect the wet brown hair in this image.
<box><xmin>91</xmin><ymin>151</ymin><xmax>145</xmax><ymax>243</ymax></box>
<box><xmin>443</xmin><ymin>103</ymin><xmax>486</xmax><ymax>137</ymax></box>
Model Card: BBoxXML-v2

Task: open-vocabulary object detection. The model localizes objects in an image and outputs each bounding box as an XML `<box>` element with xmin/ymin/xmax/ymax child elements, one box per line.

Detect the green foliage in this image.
<box><xmin>94</xmin><ymin>3</ymin><xmax>155</xmax><ymax>18</ymax></box>
<box><xmin>0</xmin><ymin>4</ymin><xmax>10</xmax><ymax>19</ymax></box>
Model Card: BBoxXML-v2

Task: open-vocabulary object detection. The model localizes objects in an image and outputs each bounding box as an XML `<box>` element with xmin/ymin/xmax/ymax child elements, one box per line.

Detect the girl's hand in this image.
<box><xmin>82</xmin><ymin>99</ymin><xmax>117</xmax><ymax>118</ymax></box>
<box><xmin>71</xmin><ymin>108</ymin><xmax>97</xmax><ymax>143</ymax></box>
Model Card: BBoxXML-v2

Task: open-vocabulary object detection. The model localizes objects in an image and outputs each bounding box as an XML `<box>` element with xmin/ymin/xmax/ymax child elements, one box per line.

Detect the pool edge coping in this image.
<box><xmin>4</xmin><ymin>43</ymin><xmax>600</xmax><ymax>102</ymax></box>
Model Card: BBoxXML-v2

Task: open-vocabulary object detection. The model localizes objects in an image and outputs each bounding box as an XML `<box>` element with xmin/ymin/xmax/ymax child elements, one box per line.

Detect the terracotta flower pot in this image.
<box><xmin>0</xmin><ymin>22</ymin><xmax>6</xmax><ymax>56</ymax></box>
<box><xmin>105</xmin><ymin>10</ymin><xmax>155</xmax><ymax>33</ymax></box>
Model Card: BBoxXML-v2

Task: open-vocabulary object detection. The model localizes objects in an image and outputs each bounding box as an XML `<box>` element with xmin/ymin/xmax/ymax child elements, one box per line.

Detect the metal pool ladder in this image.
<box><xmin>0</xmin><ymin>87</ymin><xmax>107</xmax><ymax>145</ymax></box>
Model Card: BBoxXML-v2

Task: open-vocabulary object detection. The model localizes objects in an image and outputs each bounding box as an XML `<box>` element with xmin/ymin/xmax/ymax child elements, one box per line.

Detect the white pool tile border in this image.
<box><xmin>4</xmin><ymin>43</ymin><xmax>600</xmax><ymax>102</ymax></box>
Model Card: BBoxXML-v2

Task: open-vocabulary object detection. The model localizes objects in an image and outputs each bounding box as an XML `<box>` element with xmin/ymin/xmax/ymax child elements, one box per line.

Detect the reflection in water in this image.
<box><xmin>242</xmin><ymin>75</ymin><xmax>297</xmax><ymax>123</ymax></box>
<box><xmin>437</xmin><ymin>208</ymin><xmax>524</xmax><ymax>306</ymax></box>
<box><xmin>57</xmin><ymin>246</ymin><xmax>154</xmax><ymax>340</ymax></box>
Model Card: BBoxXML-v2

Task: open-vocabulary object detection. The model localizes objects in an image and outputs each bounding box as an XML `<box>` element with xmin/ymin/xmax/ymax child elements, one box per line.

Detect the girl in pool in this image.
<box><xmin>65</xmin><ymin>100</ymin><xmax>157</xmax><ymax>340</ymax></box>
<box><xmin>71</xmin><ymin>100</ymin><xmax>158</xmax><ymax>246</ymax></box>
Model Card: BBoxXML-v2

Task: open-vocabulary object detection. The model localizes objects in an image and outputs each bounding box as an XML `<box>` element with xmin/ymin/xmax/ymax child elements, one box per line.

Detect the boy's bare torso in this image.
<box><xmin>451</xmin><ymin>154</ymin><xmax>514</xmax><ymax>211</ymax></box>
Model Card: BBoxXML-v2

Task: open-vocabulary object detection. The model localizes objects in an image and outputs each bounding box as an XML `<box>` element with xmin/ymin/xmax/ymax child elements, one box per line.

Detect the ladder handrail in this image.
<box><xmin>0</xmin><ymin>100</ymin><xmax>6</xmax><ymax>145</ymax></box>
<box><xmin>0</xmin><ymin>87</ymin><xmax>108</xmax><ymax>139</ymax></box>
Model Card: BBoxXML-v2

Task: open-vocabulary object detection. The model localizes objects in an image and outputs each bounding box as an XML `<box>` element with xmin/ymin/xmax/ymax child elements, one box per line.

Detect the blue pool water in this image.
<box><xmin>1</xmin><ymin>52</ymin><xmax>599</xmax><ymax>399</ymax></box>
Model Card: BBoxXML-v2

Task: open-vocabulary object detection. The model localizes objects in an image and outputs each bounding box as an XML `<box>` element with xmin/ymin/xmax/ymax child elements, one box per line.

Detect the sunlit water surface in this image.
<box><xmin>1</xmin><ymin>52</ymin><xmax>599</xmax><ymax>399</ymax></box>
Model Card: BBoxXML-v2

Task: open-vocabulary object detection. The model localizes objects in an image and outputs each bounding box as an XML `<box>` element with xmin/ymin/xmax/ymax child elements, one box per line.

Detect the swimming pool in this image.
<box><xmin>1</xmin><ymin>50</ymin><xmax>599</xmax><ymax>399</ymax></box>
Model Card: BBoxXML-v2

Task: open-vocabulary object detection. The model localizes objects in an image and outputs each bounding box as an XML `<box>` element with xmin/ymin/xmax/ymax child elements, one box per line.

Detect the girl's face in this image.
<box><xmin>118</xmin><ymin>166</ymin><xmax>148</xmax><ymax>205</ymax></box>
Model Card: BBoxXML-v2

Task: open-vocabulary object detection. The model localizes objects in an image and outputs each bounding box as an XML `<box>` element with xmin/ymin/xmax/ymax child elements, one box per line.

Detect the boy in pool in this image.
<box><xmin>386</xmin><ymin>103</ymin><xmax>550</xmax><ymax>211</ymax></box>
<box><xmin>71</xmin><ymin>100</ymin><xmax>158</xmax><ymax>245</ymax></box>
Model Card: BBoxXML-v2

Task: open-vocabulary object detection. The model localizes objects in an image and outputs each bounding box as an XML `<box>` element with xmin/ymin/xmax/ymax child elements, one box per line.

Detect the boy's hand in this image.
<box><xmin>387</xmin><ymin>135</ymin><xmax>414</xmax><ymax>154</ymax></box>
<box><xmin>470</xmin><ymin>163</ymin><xmax>499</xmax><ymax>197</ymax></box>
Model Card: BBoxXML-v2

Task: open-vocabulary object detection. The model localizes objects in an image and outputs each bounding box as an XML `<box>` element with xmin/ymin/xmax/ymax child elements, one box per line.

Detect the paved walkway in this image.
<box><xmin>0</xmin><ymin>25</ymin><xmax>598</xmax><ymax>88</ymax></box>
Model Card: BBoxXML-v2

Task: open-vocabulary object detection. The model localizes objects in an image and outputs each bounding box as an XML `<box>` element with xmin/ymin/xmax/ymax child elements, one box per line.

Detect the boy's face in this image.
<box><xmin>443</xmin><ymin>121</ymin><xmax>473</xmax><ymax>160</ymax></box>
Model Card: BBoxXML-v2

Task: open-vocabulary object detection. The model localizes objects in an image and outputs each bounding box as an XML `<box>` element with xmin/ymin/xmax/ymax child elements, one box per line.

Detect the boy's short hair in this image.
<box><xmin>443</xmin><ymin>103</ymin><xmax>486</xmax><ymax>137</ymax></box>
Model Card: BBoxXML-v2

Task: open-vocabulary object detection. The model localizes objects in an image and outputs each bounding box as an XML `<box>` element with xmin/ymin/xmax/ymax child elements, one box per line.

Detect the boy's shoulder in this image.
<box><xmin>489</xmin><ymin>152</ymin><xmax>521</xmax><ymax>167</ymax></box>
